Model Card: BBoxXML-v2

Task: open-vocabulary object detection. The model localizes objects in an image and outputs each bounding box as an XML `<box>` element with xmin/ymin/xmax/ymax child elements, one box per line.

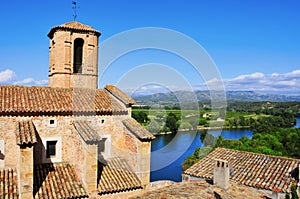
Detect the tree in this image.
<box><xmin>165</xmin><ymin>112</ymin><xmax>179</xmax><ymax>133</ymax></box>
<box><xmin>132</xmin><ymin>111</ymin><xmax>149</xmax><ymax>124</ymax></box>
<box><xmin>291</xmin><ymin>183</ymin><xmax>299</xmax><ymax>199</ymax></box>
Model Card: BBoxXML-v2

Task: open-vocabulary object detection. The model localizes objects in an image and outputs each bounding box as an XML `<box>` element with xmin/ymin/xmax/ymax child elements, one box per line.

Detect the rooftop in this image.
<box><xmin>0</xmin><ymin>168</ymin><xmax>18</xmax><ymax>198</ymax></box>
<box><xmin>184</xmin><ymin>147</ymin><xmax>300</xmax><ymax>193</ymax></box>
<box><xmin>73</xmin><ymin>120</ymin><xmax>101</xmax><ymax>143</ymax></box>
<box><xmin>48</xmin><ymin>21</ymin><xmax>101</xmax><ymax>38</ymax></box>
<box><xmin>15</xmin><ymin>120</ymin><xmax>37</xmax><ymax>145</ymax></box>
<box><xmin>122</xmin><ymin>118</ymin><xmax>155</xmax><ymax>141</ymax></box>
<box><xmin>0</xmin><ymin>85</ymin><xmax>132</xmax><ymax>116</ymax></box>
<box><xmin>34</xmin><ymin>162</ymin><xmax>88</xmax><ymax>199</ymax></box>
<box><xmin>98</xmin><ymin>157</ymin><xmax>142</xmax><ymax>195</ymax></box>
<box><xmin>131</xmin><ymin>180</ymin><xmax>270</xmax><ymax>199</ymax></box>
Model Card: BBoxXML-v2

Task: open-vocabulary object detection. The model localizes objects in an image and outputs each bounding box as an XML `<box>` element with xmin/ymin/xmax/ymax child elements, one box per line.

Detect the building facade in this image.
<box><xmin>0</xmin><ymin>21</ymin><xmax>154</xmax><ymax>199</ymax></box>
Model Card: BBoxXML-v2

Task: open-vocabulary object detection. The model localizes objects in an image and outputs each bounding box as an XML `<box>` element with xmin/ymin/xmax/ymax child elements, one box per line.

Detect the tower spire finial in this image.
<box><xmin>72</xmin><ymin>1</ymin><xmax>79</xmax><ymax>21</ymax></box>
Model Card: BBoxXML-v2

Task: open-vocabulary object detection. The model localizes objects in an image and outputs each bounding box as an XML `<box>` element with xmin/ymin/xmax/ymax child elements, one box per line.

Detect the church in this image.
<box><xmin>0</xmin><ymin>21</ymin><xmax>155</xmax><ymax>198</ymax></box>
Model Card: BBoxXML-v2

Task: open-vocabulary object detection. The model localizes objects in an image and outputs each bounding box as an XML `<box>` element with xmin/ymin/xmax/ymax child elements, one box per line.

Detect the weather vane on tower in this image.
<box><xmin>72</xmin><ymin>1</ymin><xmax>79</xmax><ymax>21</ymax></box>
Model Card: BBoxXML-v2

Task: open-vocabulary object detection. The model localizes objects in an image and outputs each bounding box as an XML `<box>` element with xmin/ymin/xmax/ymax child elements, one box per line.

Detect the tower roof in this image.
<box><xmin>48</xmin><ymin>21</ymin><xmax>101</xmax><ymax>38</ymax></box>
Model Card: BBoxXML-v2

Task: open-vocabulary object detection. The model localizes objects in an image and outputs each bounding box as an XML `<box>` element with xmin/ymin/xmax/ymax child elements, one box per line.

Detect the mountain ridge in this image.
<box><xmin>132</xmin><ymin>90</ymin><xmax>300</xmax><ymax>104</ymax></box>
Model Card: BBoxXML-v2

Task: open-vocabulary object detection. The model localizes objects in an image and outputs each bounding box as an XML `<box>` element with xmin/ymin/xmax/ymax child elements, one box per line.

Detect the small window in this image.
<box><xmin>48</xmin><ymin>119</ymin><xmax>57</xmax><ymax>127</ymax></box>
<box><xmin>46</xmin><ymin>140</ymin><xmax>57</xmax><ymax>158</ymax></box>
<box><xmin>101</xmin><ymin>119</ymin><xmax>105</xmax><ymax>124</ymax></box>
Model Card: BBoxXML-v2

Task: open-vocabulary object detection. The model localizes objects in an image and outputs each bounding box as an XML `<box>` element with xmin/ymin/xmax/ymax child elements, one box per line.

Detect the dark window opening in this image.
<box><xmin>49</xmin><ymin>119</ymin><xmax>55</xmax><ymax>125</ymax></box>
<box><xmin>46</xmin><ymin>140</ymin><xmax>57</xmax><ymax>158</ymax></box>
<box><xmin>101</xmin><ymin>119</ymin><xmax>105</xmax><ymax>124</ymax></box>
<box><xmin>73</xmin><ymin>38</ymin><xmax>84</xmax><ymax>74</ymax></box>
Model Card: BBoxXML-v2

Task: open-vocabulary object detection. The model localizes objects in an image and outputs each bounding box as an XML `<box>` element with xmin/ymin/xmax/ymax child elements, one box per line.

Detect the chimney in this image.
<box><xmin>214</xmin><ymin>159</ymin><xmax>230</xmax><ymax>190</ymax></box>
<box><xmin>271</xmin><ymin>188</ymin><xmax>280</xmax><ymax>199</ymax></box>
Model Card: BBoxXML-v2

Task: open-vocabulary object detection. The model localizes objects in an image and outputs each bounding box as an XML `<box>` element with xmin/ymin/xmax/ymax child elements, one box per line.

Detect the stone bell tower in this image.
<box><xmin>47</xmin><ymin>21</ymin><xmax>101</xmax><ymax>89</ymax></box>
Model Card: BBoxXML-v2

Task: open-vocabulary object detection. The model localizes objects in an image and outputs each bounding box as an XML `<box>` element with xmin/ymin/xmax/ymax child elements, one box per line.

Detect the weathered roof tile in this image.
<box><xmin>98</xmin><ymin>157</ymin><xmax>142</xmax><ymax>195</ymax></box>
<box><xmin>34</xmin><ymin>162</ymin><xmax>88</xmax><ymax>199</ymax></box>
<box><xmin>0</xmin><ymin>86</ymin><xmax>130</xmax><ymax>116</ymax></box>
<box><xmin>15</xmin><ymin>120</ymin><xmax>37</xmax><ymax>145</ymax></box>
<box><xmin>130</xmin><ymin>181</ymin><xmax>270</xmax><ymax>199</ymax></box>
<box><xmin>105</xmin><ymin>85</ymin><xmax>136</xmax><ymax>105</ymax></box>
<box><xmin>73</xmin><ymin>120</ymin><xmax>101</xmax><ymax>143</ymax></box>
<box><xmin>123</xmin><ymin>118</ymin><xmax>155</xmax><ymax>140</ymax></box>
<box><xmin>184</xmin><ymin>148</ymin><xmax>300</xmax><ymax>193</ymax></box>
<box><xmin>48</xmin><ymin>21</ymin><xmax>100</xmax><ymax>38</ymax></box>
<box><xmin>0</xmin><ymin>168</ymin><xmax>19</xmax><ymax>199</ymax></box>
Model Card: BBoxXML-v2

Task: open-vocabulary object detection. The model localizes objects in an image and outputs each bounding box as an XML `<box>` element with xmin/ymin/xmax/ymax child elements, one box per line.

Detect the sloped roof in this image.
<box><xmin>105</xmin><ymin>85</ymin><xmax>136</xmax><ymax>105</ymax></box>
<box><xmin>15</xmin><ymin>120</ymin><xmax>37</xmax><ymax>145</ymax></box>
<box><xmin>0</xmin><ymin>168</ymin><xmax>19</xmax><ymax>198</ymax></box>
<box><xmin>184</xmin><ymin>147</ymin><xmax>300</xmax><ymax>193</ymax></box>
<box><xmin>34</xmin><ymin>162</ymin><xmax>88</xmax><ymax>199</ymax></box>
<box><xmin>131</xmin><ymin>181</ymin><xmax>270</xmax><ymax>199</ymax></box>
<box><xmin>73</xmin><ymin>120</ymin><xmax>101</xmax><ymax>143</ymax></box>
<box><xmin>98</xmin><ymin>157</ymin><xmax>142</xmax><ymax>195</ymax></box>
<box><xmin>0</xmin><ymin>86</ymin><xmax>130</xmax><ymax>116</ymax></box>
<box><xmin>122</xmin><ymin>118</ymin><xmax>155</xmax><ymax>140</ymax></box>
<box><xmin>48</xmin><ymin>21</ymin><xmax>100</xmax><ymax>38</ymax></box>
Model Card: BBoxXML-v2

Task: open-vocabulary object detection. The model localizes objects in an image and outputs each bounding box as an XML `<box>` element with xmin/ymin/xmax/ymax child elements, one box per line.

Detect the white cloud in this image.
<box><xmin>232</xmin><ymin>72</ymin><xmax>265</xmax><ymax>82</ymax></box>
<box><xmin>224</xmin><ymin>70</ymin><xmax>300</xmax><ymax>93</ymax></box>
<box><xmin>0</xmin><ymin>69</ymin><xmax>47</xmax><ymax>86</ymax></box>
<box><xmin>13</xmin><ymin>78</ymin><xmax>48</xmax><ymax>86</ymax></box>
<box><xmin>0</xmin><ymin>69</ymin><xmax>16</xmax><ymax>82</ymax></box>
<box><xmin>193</xmin><ymin>70</ymin><xmax>300</xmax><ymax>94</ymax></box>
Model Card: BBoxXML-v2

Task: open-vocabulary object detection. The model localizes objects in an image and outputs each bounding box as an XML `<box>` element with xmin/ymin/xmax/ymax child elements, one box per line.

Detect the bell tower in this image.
<box><xmin>47</xmin><ymin>22</ymin><xmax>101</xmax><ymax>89</ymax></box>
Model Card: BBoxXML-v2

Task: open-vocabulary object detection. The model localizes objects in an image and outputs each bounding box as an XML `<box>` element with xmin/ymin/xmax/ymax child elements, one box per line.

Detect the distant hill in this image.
<box><xmin>132</xmin><ymin>90</ymin><xmax>300</xmax><ymax>105</ymax></box>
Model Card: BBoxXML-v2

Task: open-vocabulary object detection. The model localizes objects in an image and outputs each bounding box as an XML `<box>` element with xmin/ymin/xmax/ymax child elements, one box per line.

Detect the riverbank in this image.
<box><xmin>153</xmin><ymin>131</ymin><xmax>173</xmax><ymax>135</ymax></box>
<box><xmin>197</xmin><ymin>125</ymin><xmax>250</xmax><ymax>130</ymax></box>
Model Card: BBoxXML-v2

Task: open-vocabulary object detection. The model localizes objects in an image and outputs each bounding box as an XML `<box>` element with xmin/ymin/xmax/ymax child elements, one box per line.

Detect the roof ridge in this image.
<box><xmin>216</xmin><ymin>147</ymin><xmax>300</xmax><ymax>162</ymax></box>
<box><xmin>48</xmin><ymin>21</ymin><xmax>101</xmax><ymax>38</ymax></box>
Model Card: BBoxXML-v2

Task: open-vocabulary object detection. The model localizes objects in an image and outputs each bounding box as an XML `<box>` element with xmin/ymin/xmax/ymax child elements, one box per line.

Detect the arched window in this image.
<box><xmin>73</xmin><ymin>38</ymin><xmax>84</xmax><ymax>73</ymax></box>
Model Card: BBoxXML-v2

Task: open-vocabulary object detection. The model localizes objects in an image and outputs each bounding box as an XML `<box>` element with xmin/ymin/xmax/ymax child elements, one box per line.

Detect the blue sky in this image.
<box><xmin>0</xmin><ymin>0</ymin><xmax>300</xmax><ymax>94</ymax></box>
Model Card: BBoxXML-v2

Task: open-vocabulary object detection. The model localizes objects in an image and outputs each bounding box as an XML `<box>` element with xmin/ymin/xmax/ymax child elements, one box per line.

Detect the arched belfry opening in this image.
<box><xmin>47</xmin><ymin>21</ymin><xmax>101</xmax><ymax>89</ymax></box>
<box><xmin>73</xmin><ymin>38</ymin><xmax>84</xmax><ymax>74</ymax></box>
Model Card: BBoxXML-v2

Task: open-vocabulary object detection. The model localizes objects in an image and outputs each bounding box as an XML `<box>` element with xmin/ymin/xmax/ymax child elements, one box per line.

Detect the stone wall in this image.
<box><xmin>0</xmin><ymin>114</ymin><xmax>152</xmax><ymax>195</ymax></box>
<box><xmin>0</xmin><ymin>117</ymin><xmax>20</xmax><ymax>168</ymax></box>
<box><xmin>48</xmin><ymin>29</ymin><xmax>99</xmax><ymax>89</ymax></box>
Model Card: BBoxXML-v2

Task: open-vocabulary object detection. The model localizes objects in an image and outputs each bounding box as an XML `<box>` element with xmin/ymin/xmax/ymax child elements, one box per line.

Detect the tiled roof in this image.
<box><xmin>0</xmin><ymin>86</ymin><xmax>128</xmax><ymax>116</ymax></box>
<box><xmin>48</xmin><ymin>21</ymin><xmax>100</xmax><ymax>38</ymax></box>
<box><xmin>105</xmin><ymin>85</ymin><xmax>136</xmax><ymax>105</ymax></box>
<box><xmin>73</xmin><ymin>120</ymin><xmax>101</xmax><ymax>143</ymax></box>
<box><xmin>34</xmin><ymin>162</ymin><xmax>88</xmax><ymax>199</ymax></box>
<box><xmin>131</xmin><ymin>181</ymin><xmax>270</xmax><ymax>199</ymax></box>
<box><xmin>184</xmin><ymin>147</ymin><xmax>300</xmax><ymax>193</ymax></box>
<box><xmin>0</xmin><ymin>168</ymin><xmax>19</xmax><ymax>199</ymax></box>
<box><xmin>122</xmin><ymin>118</ymin><xmax>155</xmax><ymax>140</ymax></box>
<box><xmin>98</xmin><ymin>157</ymin><xmax>142</xmax><ymax>195</ymax></box>
<box><xmin>15</xmin><ymin>120</ymin><xmax>37</xmax><ymax>145</ymax></box>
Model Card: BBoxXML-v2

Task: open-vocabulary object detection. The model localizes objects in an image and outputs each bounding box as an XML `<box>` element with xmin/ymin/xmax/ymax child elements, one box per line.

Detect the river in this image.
<box><xmin>150</xmin><ymin>117</ymin><xmax>300</xmax><ymax>182</ymax></box>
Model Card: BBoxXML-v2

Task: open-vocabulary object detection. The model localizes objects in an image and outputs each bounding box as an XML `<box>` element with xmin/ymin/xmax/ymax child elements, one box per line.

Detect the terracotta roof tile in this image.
<box><xmin>48</xmin><ymin>21</ymin><xmax>100</xmax><ymax>38</ymax></box>
<box><xmin>184</xmin><ymin>147</ymin><xmax>300</xmax><ymax>193</ymax></box>
<box><xmin>73</xmin><ymin>120</ymin><xmax>101</xmax><ymax>143</ymax></box>
<box><xmin>105</xmin><ymin>85</ymin><xmax>136</xmax><ymax>105</ymax></box>
<box><xmin>15</xmin><ymin>120</ymin><xmax>37</xmax><ymax>145</ymax></box>
<box><xmin>123</xmin><ymin>118</ymin><xmax>155</xmax><ymax>140</ymax></box>
<box><xmin>0</xmin><ymin>86</ymin><xmax>129</xmax><ymax>116</ymax></box>
<box><xmin>34</xmin><ymin>162</ymin><xmax>88</xmax><ymax>199</ymax></box>
<box><xmin>131</xmin><ymin>181</ymin><xmax>270</xmax><ymax>199</ymax></box>
<box><xmin>98</xmin><ymin>157</ymin><xmax>142</xmax><ymax>195</ymax></box>
<box><xmin>0</xmin><ymin>168</ymin><xmax>19</xmax><ymax>199</ymax></box>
